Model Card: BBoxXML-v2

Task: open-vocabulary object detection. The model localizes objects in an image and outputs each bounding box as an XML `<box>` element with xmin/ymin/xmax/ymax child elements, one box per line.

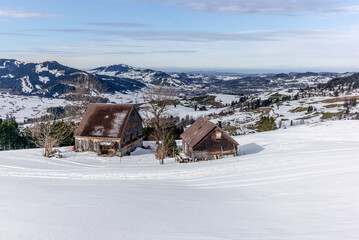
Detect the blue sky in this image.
<box><xmin>2</xmin><ymin>0</ymin><xmax>359</xmax><ymax>72</ymax></box>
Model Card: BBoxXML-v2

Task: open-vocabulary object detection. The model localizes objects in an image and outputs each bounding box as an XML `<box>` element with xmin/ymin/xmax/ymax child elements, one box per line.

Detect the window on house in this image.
<box><xmin>216</xmin><ymin>130</ymin><xmax>222</xmax><ymax>139</ymax></box>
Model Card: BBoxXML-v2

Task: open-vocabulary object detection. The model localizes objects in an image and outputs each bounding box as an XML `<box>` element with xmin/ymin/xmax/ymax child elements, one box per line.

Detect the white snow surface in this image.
<box><xmin>0</xmin><ymin>60</ymin><xmax>18</xmax><ymax>69</ymax></box>
<box><xmin>91</xmin><ymin>126</ymin><xmax>105</xmax><ymax>136</ymax></box>
<box><xmin>209</xmin><ymin>93</ymin><xmax>238</xmax><ymax>104</ymax></box>
<box><xmin>0</xmin><ymin>93</ymin><xmax>67</xmax><ymax>122</ymax></box>
<box><xmin>34</xmin><ymin>63</ymin><xmax>64</xmax><ymax>77</ymax></box>
<box><xmin>0</xmin><ymin>74</ymin><xmax>14</xmax><ymax>78</ymax></box>
<box><xmin>19</xmin><ymin>76</ymin><xmax>33</xmax><ymax>93</ymax></box>
<box><xmin>38</xmin><ymin>76</ymin><xmax>50</xmax><ymax>84</ymax></box>
<box><xmin>108</xmin><ymin>111</ymin><xmax>128</xmax><ymax>137</ymax></box>
<box><xmin>1</xmin><ymin>121</ymin><xmax>359</xmax><ymax>239</ymax></box>
<box><xmin>14</xmin><ymin>60</ymin><xmax>23</xmax><ymax>67</ymax></box>
<box><xmin>35</xmin><ymin>64</ymin><xmax>49</xmax><ymax>73</ymax></box>
<box><xmin>49</xmin><ymin>69</ymin><xmax>65</xmax><ymax>77</ymax></box>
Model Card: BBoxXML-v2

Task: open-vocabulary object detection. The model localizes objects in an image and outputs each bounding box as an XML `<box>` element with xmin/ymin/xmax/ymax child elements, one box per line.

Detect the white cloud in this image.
<box><xmin>129</xmin><ymin>0</ymin><xmax>359</xmax><ymax>16</ymax></box>
<box><xmin>0</xmin><ymin>9</ymin><xmax>56</xmax><ymax>18</ymax></box>
<box><xmin>85</xmin><ymin>22</ymin><xmax>153</xmax><ymax>28</ymax></box>
<box><xmin>45</xmin><ymin>28</ymin><xmax>336</xmax><ymax>42</ymax></box>
<box><xmin>58</xmin><ymin>26</ymin><xmax>359</xmax><ymax>71</ymax></box>
<box><xmin>0</xmin><ymin>31</ymin><xmax>38</xmax><ymax>36</ymax></box>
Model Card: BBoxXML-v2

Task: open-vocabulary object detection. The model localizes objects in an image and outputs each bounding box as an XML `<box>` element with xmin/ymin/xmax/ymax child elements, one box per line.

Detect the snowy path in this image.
<box><xmin>1</xmin><ymin>121</ymin><xmax>359</xmax><ymax>239</ymax></box>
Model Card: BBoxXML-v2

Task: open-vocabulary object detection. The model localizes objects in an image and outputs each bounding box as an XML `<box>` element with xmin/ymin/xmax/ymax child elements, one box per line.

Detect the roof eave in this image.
<box><xmin>74</xmin><ymin>135</ymin><xmax>122</xmax><ymax>140</ymax></box>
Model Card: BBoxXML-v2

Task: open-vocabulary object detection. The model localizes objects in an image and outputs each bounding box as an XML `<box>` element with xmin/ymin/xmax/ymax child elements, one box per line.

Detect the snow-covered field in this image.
<box><xmin>1</xmin><ymin>121</ymin><xmax>359</xmax><ymax>239</ymax></box>
<box><xmin>0</xmin><ymin>93</ymin><xmax>66</xmax><ymax>122</ymax></box>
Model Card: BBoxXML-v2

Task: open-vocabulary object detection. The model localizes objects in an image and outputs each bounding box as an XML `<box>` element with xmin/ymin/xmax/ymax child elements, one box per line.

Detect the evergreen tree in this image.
<box><xmin>52</xmin><ymin>121</ymin><xmax>75</xmax><ymax>146</ymax></box>
<box><xmin>256</xmin><ymin>116</ymin><xmax>277</xmax><ymax>132</ymax></box>
<box><xmin>344</xmin><ymin>100</ymin><xmax>349</xmax><ymax>107</ymax></box>
<box><xmin>307</xmin><ymin>105</ymin><xmax>314</xmax><ymax>113</ymax></box>
<box><xmin>351</xmin><ymin>98</ymin><xmax>357</xmax><ymax>106</ymax></box>
<box><xmin>0</xmin><ymin>116</ymin><xmax>23</xmax><ymax>150</ymax></box>
<box><xmin>164</xmin><ymin>133</ymin><xmax>177</xmax><ymax>157</ymax></box>
<box><xmin>143</xmin><ymin>126</ymin><xmax>155</xmax><ymax>141</ymax></box>
<box><xmin>346</xmin><ymin>106</ymin><xmax>350</xmax><ymax>115</ymax></box>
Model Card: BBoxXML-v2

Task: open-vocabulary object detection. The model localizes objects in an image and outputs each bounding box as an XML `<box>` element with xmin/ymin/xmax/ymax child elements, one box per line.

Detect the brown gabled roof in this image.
<box><xmin>180</xmin><ymin>117</ymin><xmax>216</xmax><ymax>147</ymax></box>
<box><xmin>180</xmin><ymin>117</ymin><xmax>239</xmax><ymax>148</ymax></box>
<box><xmin>75</xmin><ymin>104</ymin><xmax>134</xmax><ymax>139</ymax></box>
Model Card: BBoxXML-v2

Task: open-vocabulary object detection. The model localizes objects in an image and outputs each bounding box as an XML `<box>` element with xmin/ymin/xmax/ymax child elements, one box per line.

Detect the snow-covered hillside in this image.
<box><xmin>1</xmin><ymin>121</ymin><xmax>359</xmax><ymax>239</ymax></box>
<box><xmin>0</xmin><ymin>59</ymin><xmax>145</xmax><ymax>97</ymax></box>
<box><xmin>0</xmin><ymin>59</ymin><xmax>353</xmax><ymax>97</ymax></box>
<box><xmin>0</xmin><ymin>93</ymin><xmax>67</xmax><ymax>122</ymax></box>
<box><xmin>89</xmin><ymin>64</ymin><xmax>188</xmax><ymax>87</ymax></box>
<box><xmin>0</xmin><ymin>59</ymin><xmax>83</xmax><ymax>96</ymax></box>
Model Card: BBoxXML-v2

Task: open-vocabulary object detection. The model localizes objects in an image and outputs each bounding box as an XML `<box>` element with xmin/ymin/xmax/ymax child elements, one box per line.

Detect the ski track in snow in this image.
<box><xmin>1</xmin><ymin>143</ymin><xmax>357</xmax><ymax>182</ymax></box>
<box><xmin>1</xmin><ymin>121</ymin><xmax>359</xmax><ymax>239</ymax></box>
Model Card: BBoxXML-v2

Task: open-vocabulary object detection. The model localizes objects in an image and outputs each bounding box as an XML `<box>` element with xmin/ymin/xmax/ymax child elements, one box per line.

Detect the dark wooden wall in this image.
<box><xmin>121</xmin><ymin>108</ymin><xmax>143</xmax><ymax>147</ymax></box>
<box><xmin>194</xmin><ymin>127</ymin><xmax>237</xmax><ymax>152</ymax></box>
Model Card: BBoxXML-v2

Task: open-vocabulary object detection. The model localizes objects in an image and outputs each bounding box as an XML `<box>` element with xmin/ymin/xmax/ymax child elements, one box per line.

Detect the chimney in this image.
<box><xmin>218</xmin><ymin>121</ymin><xmax>222</xmax><ymax>128</ymax></box>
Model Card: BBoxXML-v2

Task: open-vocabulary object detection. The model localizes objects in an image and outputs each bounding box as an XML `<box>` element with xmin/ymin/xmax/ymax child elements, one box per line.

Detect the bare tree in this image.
<box><xmin>65</xmin><ymin>75</ymin><xmax>108</xmax><ymax>120</ymax></box>
<box><xmin>143</xmin><ymin>86</ymin><xmax>176</xmax><ymax>164</ymax></box>
<box><xmin>28</xmin><ymin>111</ymin><xmax>72</xmax><ymax>158</ymax></box>
<box><xmin>28</xmin><ymin>75</ymin><xmax>107</xmax><ymax>158</ymax></box>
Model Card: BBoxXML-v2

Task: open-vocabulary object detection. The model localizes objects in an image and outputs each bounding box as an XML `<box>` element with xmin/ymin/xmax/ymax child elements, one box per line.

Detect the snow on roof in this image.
<box><xmin>91</xmin><ymin>126</ymin><xmax>105</xmax><ymax>136</ymax></box>
<box><xmin>108</xmin><ymin>112</ymin><xmax>128</xmax><ymax>138</ymax></box>
<box><xmin>75</xmin><ymin>104</ymin><xmax>134</xmax><ymax>139</ymax></box>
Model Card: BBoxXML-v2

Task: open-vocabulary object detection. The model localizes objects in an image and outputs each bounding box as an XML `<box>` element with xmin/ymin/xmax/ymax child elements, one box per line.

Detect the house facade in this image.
<box><xmin>180</xmin><ymin>117</ymin><xmax>239</xmax><ymax>161</ymax></box>
<box><xmin>74</xmin><ymin>104</ymin><xmax>143</xmax><ymax>156</ymax></box>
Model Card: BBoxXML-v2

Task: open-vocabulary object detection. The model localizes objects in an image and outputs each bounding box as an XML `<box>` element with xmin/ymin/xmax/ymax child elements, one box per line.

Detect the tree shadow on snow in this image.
<box><xmin>239</xmin><ymin>143</ymin><xmax>265</xmax><ymax>156</ymax></box>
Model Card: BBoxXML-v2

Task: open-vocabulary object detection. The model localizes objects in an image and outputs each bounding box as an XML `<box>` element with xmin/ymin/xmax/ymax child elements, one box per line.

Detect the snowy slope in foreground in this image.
<box><xmin>1</xmin><ymin>121</ymin><xmax>359</xmax><ymax>239</ymax></box>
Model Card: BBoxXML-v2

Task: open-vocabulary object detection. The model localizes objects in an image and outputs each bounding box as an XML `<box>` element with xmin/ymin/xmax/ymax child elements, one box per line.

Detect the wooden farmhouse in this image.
<box><xmin>74</xmin><ymin>104</ymin><xmax>143</xmax><ymax>156</ymax></box>
<box><xmin>180</xmin><ymin>117</ymin><xmax>239</xmax><ymax>161</ymax></box>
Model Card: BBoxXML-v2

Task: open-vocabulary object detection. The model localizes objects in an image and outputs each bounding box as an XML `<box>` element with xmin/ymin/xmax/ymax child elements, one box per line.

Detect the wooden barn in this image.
<box><xmin>74</xmin><ymin>104</ymin><xmax>143</xmax><ymax>156</ymax></box>
<box><xmin>180</xmin><ymin>117</ymin><xmax>239</xmax><ymax>161</ymax></box>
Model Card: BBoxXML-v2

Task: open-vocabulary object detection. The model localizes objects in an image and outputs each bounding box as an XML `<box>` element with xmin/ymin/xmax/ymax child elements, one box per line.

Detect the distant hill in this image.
<box><xmin>0</xmin><ymin>59</ymin><xmax>353</xmax><ymax>97</ymax></box>
<box><xmin>321</xmin><ymin>73</ymin><xmax>359</xmax><ymax>89</ymax></box>
<box><xmin>89</xmin><ymin>64</ymin><xmax>191</xmax><ymax>87</ymax></box>
<box><xmin>0</xmin><ymin>59</ymin><xmax>145</xmax><ymax>97</ymax></box>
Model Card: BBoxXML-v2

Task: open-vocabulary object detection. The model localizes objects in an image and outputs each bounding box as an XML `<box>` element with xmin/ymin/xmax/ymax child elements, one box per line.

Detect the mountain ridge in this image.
<box><xmin>0</xmin><ymin>59</ymin><xmax>355</xmax><ymax>97</ymax></box>
<box><xmin>89</xmin><ymin>64</ymin><xmax>190</xmax><ymax>87</ymax></box>
<box><xmin>0</xmin><ymin>59</ymin><xmax>145</xmax><ymax>97</ymax></box>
